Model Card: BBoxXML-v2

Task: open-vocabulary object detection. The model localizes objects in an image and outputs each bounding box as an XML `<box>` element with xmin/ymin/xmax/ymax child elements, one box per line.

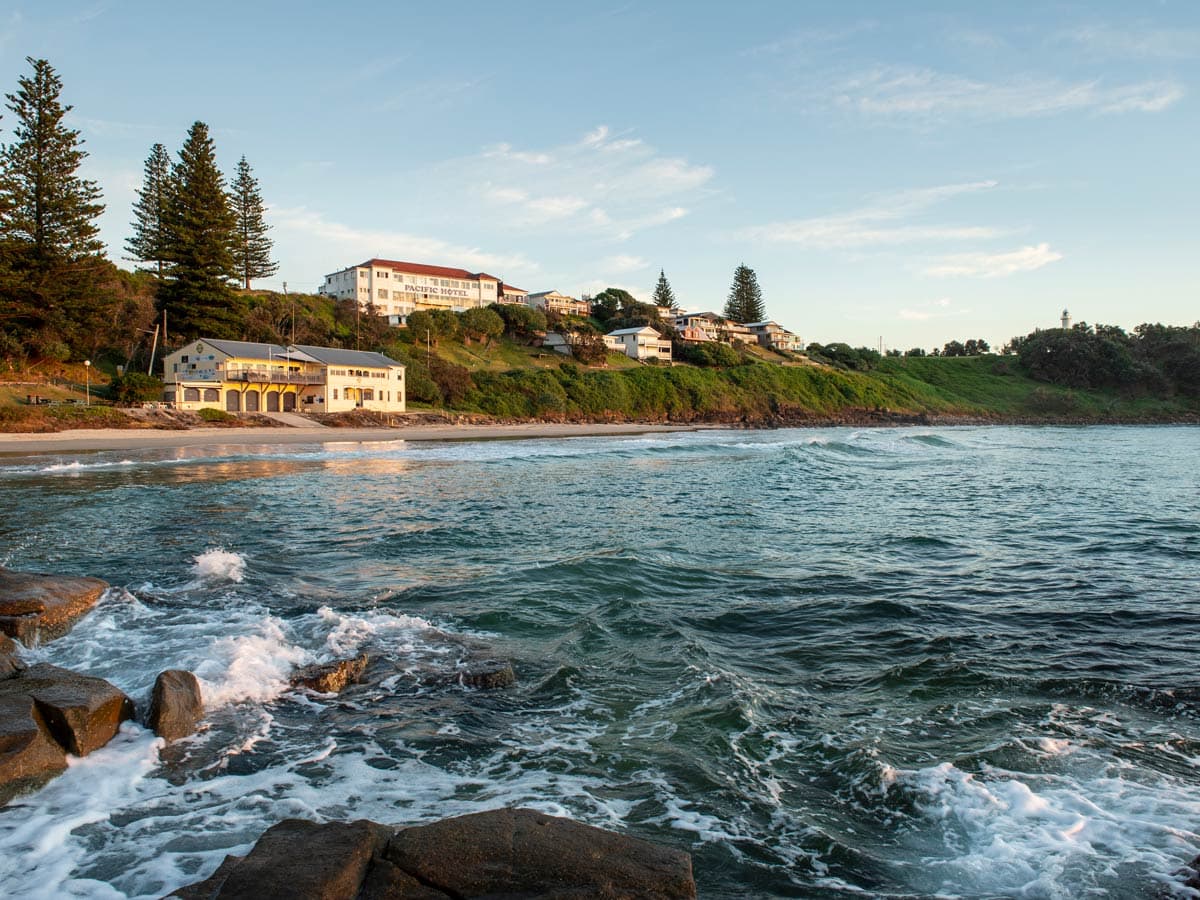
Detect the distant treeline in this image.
<box><xmin>1009</xmin><ymin>323</ymin><xmax>1200</xmax><ymax>397</ymax></box>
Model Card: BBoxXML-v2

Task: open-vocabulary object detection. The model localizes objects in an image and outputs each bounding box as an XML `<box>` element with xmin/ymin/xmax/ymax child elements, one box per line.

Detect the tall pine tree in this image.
<box><xmin>229</xmin><ymin>156</ymin><xmax>277</xmax><ymax>290</ymax></box>
<box><xmin>651</xmin><ymin>269</ymin><xmax>677</xmax><ymax>311</ymax></box>
<box><xmin>0</xmin><ymin>57</ymin><xmax>109</xmax><ymax>356</ymax></box>
<box><xmin>159</xmin><ymin>121</ymin><xmax>243</xmax><ymax>340</ymax></box>
<box><xmin>722</xmin><ymin>263</ymin><xmax>765</xmax><ymax>324</ymax></box>
<box><xmin>126</xmin><ymin>143</ymin><xmax>172</xmax><ymax>278</ymax></box>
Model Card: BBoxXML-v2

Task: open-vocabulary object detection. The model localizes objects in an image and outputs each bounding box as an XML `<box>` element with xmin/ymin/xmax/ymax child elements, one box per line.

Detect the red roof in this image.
<box><xmin>361</xmin><ymin>259</ymin><xmax>500</xmax><ymax>282</ymax></box>
<box><xmin>500</xmin><ymin>283</ymin><xmax>527</xmax><ymax>294</ymax></box>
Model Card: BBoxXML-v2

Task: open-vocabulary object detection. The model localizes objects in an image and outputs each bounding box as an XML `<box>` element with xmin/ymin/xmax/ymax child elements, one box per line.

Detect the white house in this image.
<box><xmin>604</xmin><ymin>326</ymin><xmax>672</xmax><ymax>362</ymax></box>
<box><xmin>161</xmin><ymin>339</ymin><xmax>405</xmax><ymax>414</ymax></box>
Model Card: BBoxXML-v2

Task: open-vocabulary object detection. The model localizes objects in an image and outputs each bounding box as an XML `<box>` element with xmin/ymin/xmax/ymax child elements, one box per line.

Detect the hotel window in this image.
<box><xmin>333</xmin><ymin>389</ymin><xmax>338</xmax><ymax>399</ymax></box>
<box><xmin>359</xmin><ymin>270</ymin><xmax>366</xmax><ymax>278</ymax></box>
<box><xmin>378</xmin><ymin>289</ymin><xmax>388</xmax><ymax>299</ymax></box>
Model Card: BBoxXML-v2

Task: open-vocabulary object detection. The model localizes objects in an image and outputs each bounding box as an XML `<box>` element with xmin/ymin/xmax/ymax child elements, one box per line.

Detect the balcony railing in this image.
<box><xmin>225</xmin><ymin>368</ymin><xmax>324</xmax><ymax>385</ymax></box>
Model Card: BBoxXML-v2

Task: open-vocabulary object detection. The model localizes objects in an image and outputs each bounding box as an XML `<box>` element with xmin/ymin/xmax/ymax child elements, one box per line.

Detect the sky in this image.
<box><xmin>1</xmin><ymin>1</ymin><xmax>1197</xmax><ymax>350</ymax></box>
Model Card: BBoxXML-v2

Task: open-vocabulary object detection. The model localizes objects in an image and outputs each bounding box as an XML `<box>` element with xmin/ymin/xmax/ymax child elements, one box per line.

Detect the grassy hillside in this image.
<box><xmin>407</xmin><ymin>340</ymin><xmax>1199</xmax><ymax>424</ymax></box>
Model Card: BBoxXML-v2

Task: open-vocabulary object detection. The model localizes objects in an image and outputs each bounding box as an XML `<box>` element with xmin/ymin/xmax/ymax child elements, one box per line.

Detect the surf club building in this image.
<box><xmin>161</xmin><ymin>339</ymin><xmax>406</xmax><ymax>414</ymax></box>
<box><xmin>320</xmin><ymin>259</ymin><xmax>508</xmax><ymax>326</ymax></box>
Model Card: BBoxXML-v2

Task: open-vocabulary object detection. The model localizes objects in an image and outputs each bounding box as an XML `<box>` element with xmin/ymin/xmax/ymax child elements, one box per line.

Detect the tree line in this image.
<box><xmin>0</xmin><ymin>57</ymin><xmax>277</xmax><ymax>367</ymax></box>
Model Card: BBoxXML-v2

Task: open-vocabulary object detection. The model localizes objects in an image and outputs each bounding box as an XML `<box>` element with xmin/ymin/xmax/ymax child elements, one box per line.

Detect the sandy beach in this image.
<box><xmin>0</xmin><ymin>422</ymin><xmax>711</xmax><ymax>455</ymax></box>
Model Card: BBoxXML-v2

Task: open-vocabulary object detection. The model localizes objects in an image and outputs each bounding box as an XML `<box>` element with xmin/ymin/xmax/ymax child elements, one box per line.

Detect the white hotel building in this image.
<box><xmin>320</xmin><ymin>259</ymin><xmax>506</xmax><ymax>325</ymax></box>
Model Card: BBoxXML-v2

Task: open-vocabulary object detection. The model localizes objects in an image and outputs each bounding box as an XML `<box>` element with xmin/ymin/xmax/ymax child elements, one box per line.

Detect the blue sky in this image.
<box><xmin>2</xmin><ymin>1</ymin><xmax>1197</xmax><ymax>350</ymax></box>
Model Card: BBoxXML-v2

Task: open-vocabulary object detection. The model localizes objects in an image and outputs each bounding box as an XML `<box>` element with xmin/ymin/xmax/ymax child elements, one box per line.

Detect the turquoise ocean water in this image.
<box><xmin>0</xmin><ymin>426</ymin><xmax>1198</xmax><ymax>898</ymax></box>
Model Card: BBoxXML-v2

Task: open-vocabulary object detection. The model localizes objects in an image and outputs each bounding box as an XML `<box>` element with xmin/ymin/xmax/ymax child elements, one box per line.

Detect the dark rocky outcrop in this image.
<box><xmin>1180</xmin><ymin>854</ymin><xmax>1200</xmax><ymax>890</ymax></box>
<box><xmin>11</xmin><ymin>663</ymin><xmax>136</xmax><ymax>756</ymax></box>
<box><xmin>0</xmin><ymin>663</ymin><xmax>135</xmax><ymax>803</ymax></box>
<box><xmin>0</xmin><ymin>693</ymin><xmax>69</xmax><ymax>803</ymax></box>
<box><xmin>0</xmin><ymin>567</ymin><xmax>109</xmax><ymax>644</ymax></box>
<box><xmin>455</xmin><ymin>659</ymin><xmax>516</xmax><ymax>690</ymax></box>
<box><xmin>0</xmin><ymin>631</ymin><xmax>24</xmax><ymax>679</ymax></box>
<box><xmin>290</xmin><ymin>653</ymin><xmax>370</xmax><ymax>694</ymax></box>
<box><xmin>170</xmin><ymin>808</ymin><xmax>696</xmax><ymax>899</ymax></box>
<box><xmin>147</xmin><ymin>670</ymin><xmax>204</xmax><ymax>742</ymax></box>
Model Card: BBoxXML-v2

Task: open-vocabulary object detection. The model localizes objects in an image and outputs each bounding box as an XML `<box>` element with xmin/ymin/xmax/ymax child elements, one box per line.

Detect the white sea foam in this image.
<box><xmin>894</xmin><ymin>760</ymin><xmax>1200</xmax><ymax>897</ymax></box>
<box><xmin>194</xmin><ymin>618</ymin><xmax>309</xmax><ymax>707</ymax></box>
<box><xmin>314</xmin><ymin>605</ymin><xmax>436</xmax><ymax>657</ymax></box>
<box><xmin>191</xmin><ymin>548</ymin><xmax>246</xmax><ymax>583</ymax></box>
<box><xmin>40</xmin><ymin>458</ymin><xmax>138</xmax><ymax>474</ymax></box>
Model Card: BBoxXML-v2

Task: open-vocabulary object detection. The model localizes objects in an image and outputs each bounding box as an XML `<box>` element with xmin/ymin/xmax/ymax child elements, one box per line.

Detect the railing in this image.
<box><xmin>225</xmin><ymin>369</ymin><xmax>324</xmax><ymax>384</ymax></box>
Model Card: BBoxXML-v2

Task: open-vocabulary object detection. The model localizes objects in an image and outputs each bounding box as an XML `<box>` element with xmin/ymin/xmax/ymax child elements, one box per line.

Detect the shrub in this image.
<box><xmin>110</xmin><ymin>371</ymin><xmax>163</xmax><ymax>405</ymax></box>
<box><xmin>198</xmin><ymin>407</ymin><xmax>236</xmax><ymax>423</ymax></box>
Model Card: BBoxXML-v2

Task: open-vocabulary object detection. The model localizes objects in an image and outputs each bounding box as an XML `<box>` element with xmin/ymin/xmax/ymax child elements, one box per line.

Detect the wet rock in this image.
<box><xmin>455</xmin><ymin>659</ymin><xmax>516</xmax><ymax>690</ymax></box>
<box><xmin>0</xmin><ymin>663</ymin><xmax>135</xmax><ymax>758</ymax></box>
<box><xmin>0</xmin><ymin>632</ymin><xmax>24</xmax><ymax>680</ymax></box>
<box><xmin>0</xmin><ymin>567</ymin><xmax>109</xmax><ymax>644</ymax></box>
<box><xmin>169</xmin><ymin>819</ymin><xmax>391</xmax><ymax>899</ymax></box>
<box><xmin>1181</xmin><ymin>854</ymin><xmax>1200</xmax><ymax>890</ymax></box>
<box><xmin>0</xmin><ymin>694</ymin><xmax>69</xmax><ymax>804</ymax></box>
<box><xmin>380</xmin><ymin>807</ymin><xmax>696</xmax><ymax>899</ymax></box>
<box><xmin>147</xmin><ymin>670</ymin><xmax>203</xmax><ymax>742</ymax></box>
<box><xmin>170</xmin><ymin>809</ymin><xmax>696</xmax><ymax>899</ymax></box>
<box><xmin>290</xmin><ymin>653</ymin><xmax>370</xmax><ymax>694</ymax></box>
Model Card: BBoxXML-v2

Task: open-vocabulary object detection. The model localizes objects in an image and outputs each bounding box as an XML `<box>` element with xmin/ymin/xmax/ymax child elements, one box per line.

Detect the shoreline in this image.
<box><xmin>0</xmin><ymin>421</ymin><xmax>712</xmax><ymax>455</ymax></box>
<box><xmin>0</xmin><ymin>412</ymin><xmax>1195</xmax><ymax>456</ymax></box>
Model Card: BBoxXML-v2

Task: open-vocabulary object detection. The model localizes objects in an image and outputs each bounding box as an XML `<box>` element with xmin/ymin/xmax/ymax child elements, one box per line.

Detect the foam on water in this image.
<box><xmin>888</xmin><ymin>757</ymin><xmax>1200</xmax><ymax>898</ymax></box>
<box><xmin>190</xmin><ymin>549</ymin><xmax>246</xmax><ymax>583</ymax></box>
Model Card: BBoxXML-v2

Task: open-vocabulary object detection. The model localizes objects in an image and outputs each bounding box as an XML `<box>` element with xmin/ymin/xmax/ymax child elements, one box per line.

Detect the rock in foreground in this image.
<box><xmin>290</xmin><ymin>653</ymin><xmax>370</xmax><ymax>694</ymax></box>
<box><xmin>0</xmin><ymin>663</ymin><xmax>135</xmax><ymax>803</ymax></box>
<box><xmin>0</xmin><ymin>567</ymin><xmax>109</xmax><ymax>644</ymax></box>
<box><xmin>170</xmin><ymin>807</ymin><xmax>696</xmax><ymax>899</ymax></box>
<box><xmin>147</xmin><ymin>670</ymin><xmax>204</xmax><ymax>742</ymax></box>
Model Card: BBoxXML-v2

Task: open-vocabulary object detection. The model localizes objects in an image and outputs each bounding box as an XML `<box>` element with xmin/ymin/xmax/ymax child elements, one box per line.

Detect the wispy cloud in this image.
<box><xmin>743</xmin><ymin>21</ymin><xmax>878</xmax><ymax>57</ymax></box>
<box><xmin>467</xmin><ymin>125</ymin><xmax>713</xmax><ymax>240</ymax></box>
<box><xmin>72</xmin><ymin>5</ymin><xmax>106</xmax><ymax>25</ymax></box>
<box><xmin>740</xmin><ymin>180</ymin><xmax>1003</xmax><ymax>249</ymax></box>
<box><xmin>832</xmin><ymin>66</ymin><xmax>1183</xmax><ymax>119</ymax></box>
<box><xmin>601</xmin><ymin>254</ymin><xmax>648</xmax><ymax>273</ymax></box>
<box><xmin>272</xmin><ymin>206</ymin><xmax>536</xmax><ymax>276</ymax></box>
<box><xmin>924</xmin><ymin>243</ymin><xmax>1063</xmax><ymax>278</ymax></box>
<box><xmin>1061</xmin><ymin>24</ymin><xmax>1200</xmax><ymax>60</ymax></box>
<box><xmin>898</xmin><ymin>297</ymin><xmax>970</xmax><ymax>321</ymax></box>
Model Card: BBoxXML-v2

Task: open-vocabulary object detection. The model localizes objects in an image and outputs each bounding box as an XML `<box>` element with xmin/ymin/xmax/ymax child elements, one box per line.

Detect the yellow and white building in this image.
<box><xmin>320</xmin><ymin>259</ymin><xmax>504</xmax><ymax>325</ymax></box>
<box><xmin>161</xmin><ymin>339</ymin><xmax>406</xmax><ymax>414</ymax></box>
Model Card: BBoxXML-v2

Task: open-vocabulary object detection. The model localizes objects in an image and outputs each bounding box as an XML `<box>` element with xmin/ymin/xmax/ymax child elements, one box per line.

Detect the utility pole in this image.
<box><xmin>284</xmin><ymin>281</ymin><xmax>294</xmax><ymax>346</ymax></box>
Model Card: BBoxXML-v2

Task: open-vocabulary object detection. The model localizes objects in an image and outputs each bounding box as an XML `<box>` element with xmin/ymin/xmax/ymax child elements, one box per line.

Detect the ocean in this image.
<box><xmin>0</xmin><ymin>426</ymin><xmax>1197</xmax><ymax>898</ymax></box>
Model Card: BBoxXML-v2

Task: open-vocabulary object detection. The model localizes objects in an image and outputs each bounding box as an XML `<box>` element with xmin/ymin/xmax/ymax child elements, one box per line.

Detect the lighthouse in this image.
<box><xmin>1061</xmin><ymin>308</ymin><xmax>1071</xmax><ymax>329</ymax></box>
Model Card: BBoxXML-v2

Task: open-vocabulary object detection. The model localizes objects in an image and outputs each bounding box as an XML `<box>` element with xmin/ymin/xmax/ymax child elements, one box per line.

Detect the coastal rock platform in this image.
<box><xmin>0</xmin><ymin>567</ymin><xmax>109</xmax><ymax>644</ymax></box>
<box><xmin>170</xmin><ymin>807</ymin><xmax>696</xmax><ymax>899</ymax></box>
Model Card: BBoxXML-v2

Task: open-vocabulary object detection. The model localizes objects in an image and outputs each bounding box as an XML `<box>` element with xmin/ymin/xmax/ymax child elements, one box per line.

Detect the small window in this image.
<box><xmin>378</xmin><ymin>289</ymin><xmax>388</xmax><ymax>299</ymax></box>
<box><xmin>333</xmin><ymin>389</ymin><xmax>338</xmax><ymax>399</ymax></box>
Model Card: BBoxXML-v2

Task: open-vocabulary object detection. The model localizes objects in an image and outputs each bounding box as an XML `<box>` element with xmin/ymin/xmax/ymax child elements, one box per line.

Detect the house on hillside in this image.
<box><xmin>604</xmin><ymin>326</ymin><xmax>672</xmax><ymax>362</ymax></box>
<box><xmin>161</xmin><ymin>339</ymin><xmax>406</xmax><ymax>414</ymax></box>
<box><xmin>672</xmin><ymin>311</ymin><xmax>723</xmax><ymax>342</ymax></box>
<box><xmin>745</xmin><ymin>321</ymin><xmax>802</xmax><ymax>352</ymax></box>
<box><xmin>526</xmin><ymin>291</ymin><xmax>590</xmax><ymax>317</ymax></box>
<box><xmin>498</xmin><ymin>283</ymin><xmax>529</xmax><ymax>305</ymax></box>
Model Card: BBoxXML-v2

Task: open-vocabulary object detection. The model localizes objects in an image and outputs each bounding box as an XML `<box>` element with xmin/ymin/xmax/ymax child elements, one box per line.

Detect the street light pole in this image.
<box><xmin>84</xmin><ymin>360</ymin><xmax>91</xmax><ymax>407</ymax></box>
